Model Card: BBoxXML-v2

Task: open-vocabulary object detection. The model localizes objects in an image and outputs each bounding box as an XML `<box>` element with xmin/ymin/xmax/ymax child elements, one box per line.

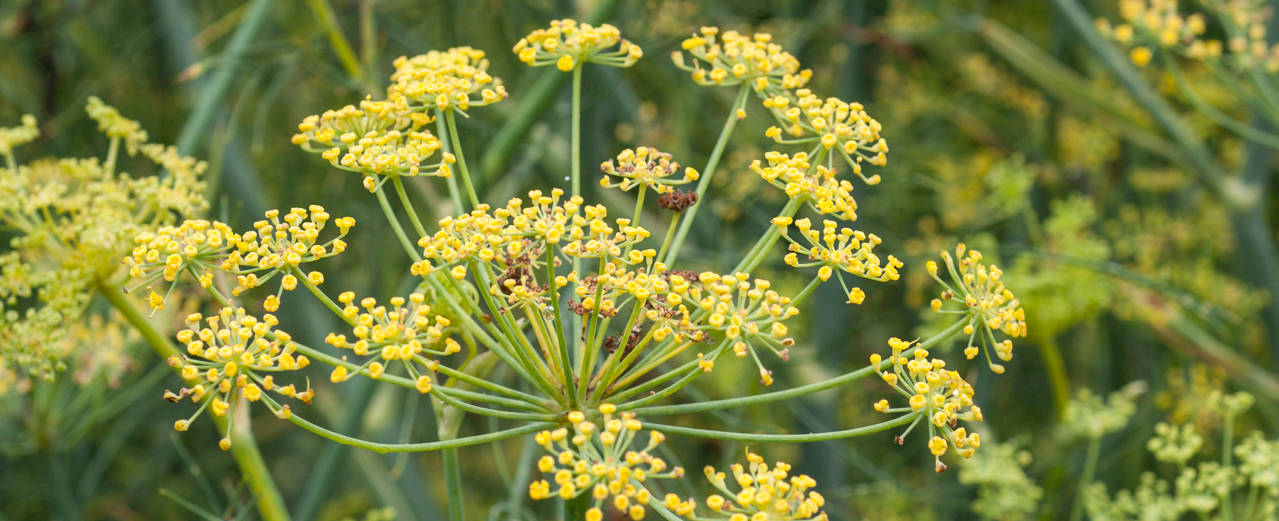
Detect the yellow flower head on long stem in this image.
<box><xmin>600</xmin><ymin>147</ymin><xmax>699</xmax><ymax>194</ymax></box>
<box><xmin>872</xmin><ymin>338</ymin><xmax>983</xmax><ymax>473</ymax></box>
<box><xmin>763</xmin><ymin>92</ymin><xmax>888</xmax><ymax>182</ymax></box>
<box><xmin>781</xmin><ymin>218</ymin><xmax>902</xmax><ymax>293</ymax></box>
<box><xmin>751</xmin><ymin>151</ymin><xmax>861</xmax><ymax>221</ymax></box>
<box><xmin>165</xmin><ymin>307</ymin><xmax>312</xmax><ymax>446</ymax></box>
<box><xmin>681</xmin><ymin>272</ymin><xmax>797</xmax><ymax>386</ymax></box>
<box><xmin>127</xmin><ymin>207</ymin><xmax>353</xmax><ymax>312</ymax></box>
<box><xmin>673</xmin><ymin>27</ymin><xmax>811</xmax><ymax>95</ymax></box>
<box><xmin>293</xmin><ymin>99</ymin><xmax>451</xmax><ymax>185</ymax></box>
<box><xmin>925</xmin><ymin>244</ymin><xmax>1026</xmax><ymax>374</ymax></box>
<box><xmin>530</xmin><ymin>404</ymin><xmax>682</xmax><ymax>520</ymax></box>
<box><xmin>388</xmin><ymin>47</ymin><xmax>508</xmax><ymax>112</ymax></box>
<box><xmin>672</xmin><ymin>449</ymin><xmax>827</xmax><ymax>520</ymax></box>
<box><xmin>324</xmin><ymin>291</ymin><xmax>450</xmax><ymax>387</ymax></box>
<box><xmin>514</xmin><ymin>19</ymin><xmax>642</xmax><ymax>70</ymax></box>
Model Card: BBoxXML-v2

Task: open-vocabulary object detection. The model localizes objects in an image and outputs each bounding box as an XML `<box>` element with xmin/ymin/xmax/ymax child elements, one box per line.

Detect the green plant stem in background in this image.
<box><xmin>306</xmin><ymin>0</ymin><xmax>365</xmax><ymax>86</ymax></box>
<box><xmin>445</xmin><ymin>109</ymin><xmax>481</xmax><ymax>209</ymax></box>
<box><xmin>1038</xmin><ymin>337</ymin><xmax>1071</xmax><ymax>420</ymax></box>
<box><xmin>169</xmin><ymin>0</ymin><xmax>275</xmax><ymax>157</ymax></box>
<box><xmin>564</xmin><ymin>492</ymin><xmax>591</xmax><ymax>521</ymax></box>
<box><xmin>1069</xmin><ymin>436</ymin><xmax>1102</xmax><ymax>521</ymax></box>
<box><xmin>98</xmin><ymin>280</ymin><xmax>291</xmax><ymax>521</ymax></box>
<box><xmin>665</xmin><ymin>84</ymin><xmax>751</xmax><ymax>266</ymax></box>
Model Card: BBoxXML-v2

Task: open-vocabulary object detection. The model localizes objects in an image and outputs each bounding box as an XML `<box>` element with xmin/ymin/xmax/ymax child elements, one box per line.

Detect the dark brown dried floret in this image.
<box><xmin>657</xmin><ymin>189</ymin><xmax>699</xmax><ymax>211</ymax></box>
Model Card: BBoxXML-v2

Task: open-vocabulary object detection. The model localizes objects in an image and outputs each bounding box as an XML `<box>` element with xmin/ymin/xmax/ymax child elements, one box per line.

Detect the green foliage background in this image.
<box><xmin>3</xmin><ymin>0</ymin><xmax>1279</xmax><ymax>519</ymax></box>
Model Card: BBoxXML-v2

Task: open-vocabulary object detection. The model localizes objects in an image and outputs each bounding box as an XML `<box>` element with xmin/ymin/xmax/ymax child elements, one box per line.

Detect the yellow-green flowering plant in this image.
<box><xmin>79</xmin><ymin>18</ymin><xmax>1028</xmax><ymax>521</ymax></box>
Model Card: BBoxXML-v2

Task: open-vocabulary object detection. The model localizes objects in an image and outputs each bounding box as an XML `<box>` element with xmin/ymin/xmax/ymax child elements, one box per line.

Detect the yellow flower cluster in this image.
<box><xmin>388</xmin><ymin>47</ymin><xmax>509</xmax><ymax>112</ymax></box>
<box><xmin>1096</xmin><ymin>0</ymin><xmax>1279</xmax><ymax>70</ymax></box>
<box><xmin>514</xmin><ymin>19</ymin><xmax>642</xmax><ymax>71</ymax></box>
<box><xmin>599</xmin><ymin>147</ymin><xmax>699</xmax><ymax>194</ymax></box>
<box><xmin>673</xmin><ymin>27</ymin><xmax>811</xmax><ymax>94</ymax></box>
<box><xmin>127</xmin><ymin>207</ymin><xmax>354</xmax><ymax>314</ymax></box>
<box><xmin>871</xmin><ymin>338</ymin><xmax>982</xmax><ymax>473</ymax></box>
<box><xmin>683</xmin><ymin>272</ymin><xmax>796</xmax><ymax>386</ymax></box>
<box><xmin>750</xmin><ymin>151</ymin><xmax>860</xmax><ymax>221</ymax></box>
<box><xmin>292</xmin><ymin>99</ymin><xmax>452</xmax><ymax>186</ymax></box>
<box><xmin>85</xmin><ymin>96</ymin><xmax>148</xmax><ymax>152</ymax></box>
<box><xmin>926</xmin><ymin>245</ymin><xmax>1026</xmax><ymax>374</ymax></box>
<box><xmin>413</xmin><ymin>189</ymin><xmax>649</xmax><ymax>280</ymax></box>
<box><xmin>324</xmin><ymin>291</ymin><xmax>454</xmax><ymax>392</ymax></box>
<box><xmin>0</xmin><ymin>114</ymin><xmax>39</xmax><ymax>158</ymax></box>
<box><xmin>1</xmin><ymin>102</ymin><xmax>207</xmax><ymax>378</ymax></box>
<box><xmin>672</xmin><ymin>450</ymin><xmax>827</xmax><ymax>520</ymax></box>
<box><xmin>779</xmin><ymin>218</ymin><xmax>902</xmax><ymax>303</ymax></box>
<box><xmin>763</xmin><ymin>92</ymin><xmax>888</xmax><ymax>182</ymax></box>
<box><xmin>164</xmin><ymin>307</ymin><xmax>312</xmax><ymax>449</ymax></box>
<box><xmin>529</xmin><ymin>404</ymin><xmax>682</xmax><ymax>520</ymax></box>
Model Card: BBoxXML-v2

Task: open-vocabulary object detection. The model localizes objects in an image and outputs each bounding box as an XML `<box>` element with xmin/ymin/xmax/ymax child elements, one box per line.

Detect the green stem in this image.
<box><xmin>392</xmin><ymin>175</ymin><xmax>429</xmax><ymax>238</ymax></box>
<box><xmin>1070</xmin><ymin>436</ymin><xmax>1102</xmax><ymax>521</ymax></box>
<box><xmin>287</xmin><ymin>414</ymin><xmax>553</xmax><ymax>454</ymax></box>
<box><xmin>435</xmin><ymin>115</ymin><xmax>466</xmax><ymax>214</ymax></box>
<box><xmin>306</xmin><ymin>0</ymin><xmax>364</xmax><ymax>83</ymax></box>
<box><xmin>571</xmin><ymin>65</ymin><xmax>582</xmax><ymax>200</ymax></box>
<box><xmin>104</xmin><ymin>137</ymin><xmax>120</xmax><ymax>175</ymax></box>
<box><xmin>655</xmin><ymin>210</ymin><xmax>681</xmax><ymax>263</ymax></box>
<box><xmin>443</xmin><ymin>446</ymin><xmax>466</xmax><ymax>521</ymax></box>
<box><xmin>358</xmin><ymin>0</ymin><xmax>378</xmax><ymax>92</ymax></box>
<box><xmin>629</xmin><ymin>187</ymin><xmax>646</xmax><ymax>236</ymax></box>
<box><xmin>294</xmin><ymin>265</ymin><xmax>355</xmax><ymax>326</ymax></box>
<box><xmin>564</xmin><ymin>492</ymin><xmax>591</xmax><ymax>521</ymax></box>
<box><xmin>665</xmin><ymin>84</ymin><xmax>751</xmax><ymax>266</ymax></box>
<box><xmin>1224</xmin><ymin>414</ymin><xmax>1236</xmax><ymax>521</ymax></box>
<box><xmin>375</xmin><ymin>185</ymin><xmax>424</xmax><ymax>262</ymax></box>
<box><xmin>733</xmin><ymin>197</ymin><xmax>802</xmax><ymax>274</ymax></box>
<box><xmin>98</xmin><ymin>280</ymin><xmax>291</xmax><ymax>521</ymax></box>
<box><xmin>629</xmin><ymin>319</ymin><xmax>968</xmax><ymax>415</ymax></box>
<box><xmin>444</xmin><ymin>109</ymin><xmax>481</xmax><ymax>209</ymax></box>
<box><xmin>546</xmin><ymin>243</ymin><xmax>576</xmax><ymax>407</ymax></box>
<box><xmin>647</xmin><ymin>411</ymin><xmax>919</xmax><ymax>442</ymax></box>
<box><xmin>1038</xmin><ymin>337</ymin><xmax>1071</xmax><ymax>420</ymax></box>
